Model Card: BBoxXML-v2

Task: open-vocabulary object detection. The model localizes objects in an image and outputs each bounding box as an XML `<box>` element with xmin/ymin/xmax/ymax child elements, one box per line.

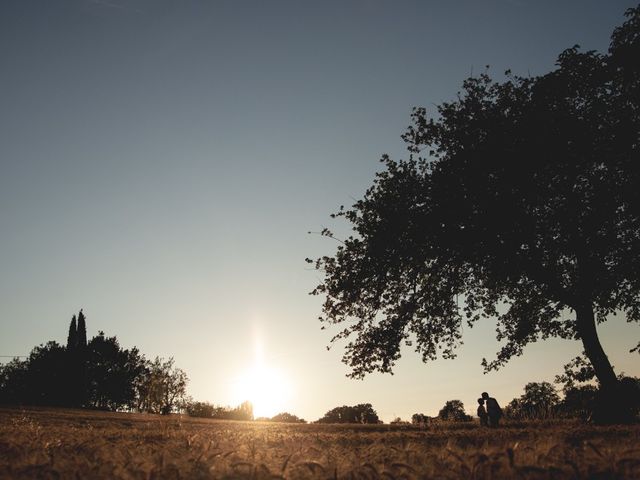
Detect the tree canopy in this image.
<box><xmin>504</xmin><ymin>382</ymin><xmax>560</xmax><ymax>420</ymax></box>
<box><xmin>437</xmin><ymin>400</ymin><xmax>472</xmax><ymax>422</ymax></box>
<box><xmin>309</xmin><ymin>6</ymin><xmax>640</xmax><ymax>422</ymax></box>
<box><xmin>316</xmin><ymin>403</ymin><xmax>380</xmax><ymax>424</ymax></box>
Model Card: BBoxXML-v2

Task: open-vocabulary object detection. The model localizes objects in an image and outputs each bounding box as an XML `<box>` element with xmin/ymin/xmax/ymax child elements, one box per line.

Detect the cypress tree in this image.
<box><xmin>66</xmin><ymin>315</ymin><xmax>77</xmax><ymax>351</ymax></box>
<box><xmin>77</xmin><ymin>309</ymin><xmax>87</xmax><ymax>349</ymax></box>
<box><xmin>74</xmin><ymin>309</ymin><xmax>88</xmax><ymax>407</ymax></box>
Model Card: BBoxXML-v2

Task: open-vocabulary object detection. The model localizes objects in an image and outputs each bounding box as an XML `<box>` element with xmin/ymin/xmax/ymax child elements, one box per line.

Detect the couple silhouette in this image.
<box><xmin>477</xmin><ymin>392</ymin><xmax>502</xmax><ymax>427</ymax></box>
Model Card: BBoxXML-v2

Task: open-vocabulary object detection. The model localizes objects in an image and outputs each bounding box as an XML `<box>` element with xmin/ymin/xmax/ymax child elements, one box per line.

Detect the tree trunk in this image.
<box><xmin>574</xmin><ymin>302</ymin><xmax>628</xmax><ymax>423</ymax></box>
<box><xmin>575</xmin><ymin>303</ymin><xmax>617</xmax><ymax>388</ymax></box>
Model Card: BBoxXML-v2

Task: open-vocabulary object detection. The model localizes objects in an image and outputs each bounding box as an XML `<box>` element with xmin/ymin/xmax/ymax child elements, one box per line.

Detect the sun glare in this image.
<box><xmin>233</xmin><ymin>363</ymin><xmax>292</xmax><ymax>419</ymax></box>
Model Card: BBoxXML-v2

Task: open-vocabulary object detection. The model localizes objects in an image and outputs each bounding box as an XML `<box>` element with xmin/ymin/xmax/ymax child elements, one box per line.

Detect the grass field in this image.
<box><xmin>1</xmin><ymin>407</ymin><xmax>639</xmax><ymax>479</ymax></box>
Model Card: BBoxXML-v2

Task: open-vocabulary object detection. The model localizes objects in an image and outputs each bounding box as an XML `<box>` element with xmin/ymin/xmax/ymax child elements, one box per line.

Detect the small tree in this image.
<box><xmin>136</xmin><ymin>357</ymin><xmax>188</xmax><ymax>414</ymax></box>
<box><xmin>0</xmin><ymin>358</ymin><xmax>29</xmax><ymax>405</ymax></box>
<box><xmin>411</xmin><ymin>413</ymin><xmax>430</xmax><ymax>426</ymax></box>
<box><xmin>558</xmin><ymin>385</ymin><xmax>599</xmax><ymax>420</ymax></box>
<box><xmin>186</xmin><ymin>400</ymin><xmax>216</xmax><ymax>418</ymax></box>
<box><xmin>270</xmin><ymin>412</ymin><xmax>306</xmax><ymax>423</ymax></box>
<box><xmin>390</xmin><ymin>417</ymin><xmax>409</xmax><ymax>425</ymax></box>
<box><xmin>505</xmin><ymin>382</ymin><xmax>560</xmax><ymax>419</ymax></box>
<box><xmin>437</xmin><ymin>400</ymin><xmax>471</xmax><ymax>422</ymax></box>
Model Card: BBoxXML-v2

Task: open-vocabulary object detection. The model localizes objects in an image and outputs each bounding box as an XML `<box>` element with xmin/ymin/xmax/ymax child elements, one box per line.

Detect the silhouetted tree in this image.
<box><xmin>555</xmin><ymin>354</ymin><xmax>640</xmax><ymax>420</ymax></box>
<box><xmin>206</xmin><ymin>401</ymin><xmax>255</xmax><ymax>420</ymax></box>
<box><xmin>0</xmin><ymin>342</ymin><xmax>68</xmax><ymax>406</ymax></box>
<box><xmin>234</xmin><ymin>400</ymin><xmax>254</xmax><ymax>420</ymax></box>
<box><xmin>66</xmin><ymin>315</ymin><xmax>77</xmax><ymax>351</ymax></box>
<box><xmin>67</xmin><ymin>308</ymin><xmax>89</xmax><ymax>407</ymax></box>
<box><xmin>26</xmin><ymin>342</ymin><xmax>70</xmax><ymax>406</ymax></box>
<box><xmin>76</xmin><ymin>309</ymin><xmax>87</xmax><ymax>350</ymax></box>
<box><xmin>437</xmin><ymin>400</ymin><xmax>471</xmax><ymax>422</ymax></box>
<box><xmin>505</xmin><ymin>382</ymin><xmax>560</xmax><ymax>419</ymax></box>
<box><xmin>390</xmin><ymin>417</ymin><xmax>409</xmax><ymax>425</ymax></box>
<box><xmin>86</xmin><ymin>332</ymin><xmax>146</xmax><ymax>411</ymax></box>
<box><xmin>317</xmin><ymin>403</ymin><xmax>379</xmax><ymax>424</ymax></box>
<box><xmin>555</xmin><ymin>354</ymin><xmax>596</xmax><ymax>392</ymax></box>
<box><xmin>270</xmin><ymin>412</ymin><xmax>306</xmax><ymax>423</ymax></box>
<box><xmin>411</xmin><ymin>413</ymin><xmax>430</xmax><ymax>425</ymax></box>
<box><xmin>0</xmin><ymin>313</ymin><xmax>192</xmax><ymax>413</ymax></box>
<box><xmin>558</xmin><ymin>385</ymin><xmax>599</xmax><ymax>420</ymax></box>
<box><xmin>185</xmin><ymin>400</ymin><xmax>216</xmax><ymax>418</ymax></box>
<box><xmin>308</xmin><ymin>6</ymin><xmax>640</xmax><ymax>424</ymax></box>
<box><xmin>135</xmin><ymin>357</ymin><xmax>188</xmax><ymax>414</ymax></box>
<box><xmin>0</xmin><ymin>358</ymin><xmax>29</xmax><ymax>404</ymax></box>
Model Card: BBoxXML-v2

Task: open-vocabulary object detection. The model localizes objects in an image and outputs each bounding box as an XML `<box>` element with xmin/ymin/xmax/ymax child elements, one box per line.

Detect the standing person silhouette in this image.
<box><xmin>477</xmin><ymin>398</ymin><xmax>488</xmax><ymax>427</ymax></box>
<box><xmin>481</xmin><ymin>392</ymin><xmax>502</xmax><ymax>427</ymax></box>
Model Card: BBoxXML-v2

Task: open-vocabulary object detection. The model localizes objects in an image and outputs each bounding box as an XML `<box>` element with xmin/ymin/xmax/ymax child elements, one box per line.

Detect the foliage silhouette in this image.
<box><xmin>134</xmin><ymin>356</ymin><xmax>188</xmax><ymax>415</ymax></box>
<box><xmin>185</xmin><ymin>400</ymin><xmax>217</xmax><ymax>418</ymax></box>
<box><xmin>210</xmin><ymin>401</ymin><xmax>255</xmax><ymax>421</ymax></box>
<box><xmin>558</xmin><ymin>385</ymin><xmax>599</xmax><ymax>420</ymax></box>
<box><xmin>0</xmin><ymin>311</ymin><xmax>188</xmax><ymax>414</ymax></box>
<box><xmin>269</xmin><ymin>412</ymin><xmax>306</xmax><ymax>423</ymax></box>
<box><xmin>86</xmin><ymin>332</ymin><xmax>146</xmax><ymax>411</ymax></box>
<box><xmin>411</xmin><ymin>413</ymin><xmax>430</xmax><ymax>425</ymax></box>
<box><xmin>66</xmin><ymin>315</ymin><xmax>77</xmax><ymax>351</ymax></box>
<box><xmin>0</xmin><ymin>342</ymin><xmax>69</xmax><ymax>407</ymax></box>
<box><xmin>316</xmin><ymin>403</ymin><xmax>380</xmax><ymax>424</ymax></box>
<box><xmin>308</xmin><ymin>6</ymin><xmax>640</xmax><ymax>423</ymax></box>
<box><xmin>504</xmin><ymin>382</ymin><xmax>560</xmax><ymax>420</ymax></box>
<box><xmin>76</xmin><ymin>309</ymin><xmax>87</xmax><ymax>350</ymax></box>
<box><xmin>437</xmin><ymin>400</ymin><xmax>472</xmax><ymax>422</ymax></box>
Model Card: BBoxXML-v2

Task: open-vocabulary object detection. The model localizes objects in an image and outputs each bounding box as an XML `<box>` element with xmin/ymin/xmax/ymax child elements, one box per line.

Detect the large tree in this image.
<box><xmin>86</xmin><ymin>332</ymin><xmax>147</xmax><ymax>411</ymax></box>
<box><xmin>309</xmin><ymin>7</ymin><xmax>640</xmax><ymax>423</ymax></box>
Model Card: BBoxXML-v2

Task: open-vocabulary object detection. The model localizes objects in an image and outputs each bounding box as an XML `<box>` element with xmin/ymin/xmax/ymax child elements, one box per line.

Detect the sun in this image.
<box><xmin>233</xmin><ymin>363</ymin><xmax>292</xmax><ymax>419</ymax></box>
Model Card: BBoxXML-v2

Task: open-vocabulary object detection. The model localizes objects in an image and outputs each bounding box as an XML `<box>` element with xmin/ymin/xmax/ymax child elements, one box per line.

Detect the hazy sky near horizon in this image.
<box><xmin>1</xmin><ymin>0</ymin><xmax>638</xmax><ymax>421</ymax></box>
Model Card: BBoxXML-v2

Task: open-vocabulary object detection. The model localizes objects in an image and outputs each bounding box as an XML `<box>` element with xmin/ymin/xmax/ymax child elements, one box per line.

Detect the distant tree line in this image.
<box><xmin>0</xmin><ymin>310</ymin><xmax>188</xmax><ymax>414</ymax></box>
<box><xmin>185</xmin><ymin>400</ymin><xmax>255</xmax><ymax>421</ymax></box>
<box><xmin>504</xmin><ymin>379</ymin><xmax>640</xmax><ymax>422</ymax></box>
<box><xmin>316</xmin><ymin>403</ymin><xmax>380</xmax><ymax>424</ymax></box>
<box><xmin>185</xmin><ymin>401</ymin><xmax>307</xmax><ymax>423</ymax></box>
<box><xmin>395</xmin><ymin>364</ymin><xmax>640</xmax><ymax>425</ymax></box>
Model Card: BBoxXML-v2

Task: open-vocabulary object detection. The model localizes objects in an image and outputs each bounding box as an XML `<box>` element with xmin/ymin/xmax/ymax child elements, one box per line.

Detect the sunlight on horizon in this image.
<box><xmin>231</xmin><ymin>329</ymin><xmax>293</xmax><ymax>418</ymax></box>
<box><xmin>233</xmin><ymin>363</ymin><xmax>293</xmax><ymax>418</ymax></box>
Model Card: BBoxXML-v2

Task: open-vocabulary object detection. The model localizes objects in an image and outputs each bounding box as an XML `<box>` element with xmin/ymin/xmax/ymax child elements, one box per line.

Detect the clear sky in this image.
<box><xmin>1</xmin><ymin>0</ymin><xmax>638</xmax><ymax>422</ymax></box>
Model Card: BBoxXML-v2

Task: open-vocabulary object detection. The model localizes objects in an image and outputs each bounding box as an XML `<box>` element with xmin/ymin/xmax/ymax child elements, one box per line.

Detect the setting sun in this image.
<box><xmin>233</xmin><ymin>363</ymin><xmax>292</xmax><ymax>419</ymax></box>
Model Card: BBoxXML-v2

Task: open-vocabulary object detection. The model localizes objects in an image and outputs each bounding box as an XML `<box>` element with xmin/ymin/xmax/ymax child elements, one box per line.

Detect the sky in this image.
<box><xmin>1</xmin><ymin>0</ymin><xmax>638</xmax><ymax>422</ymax></box>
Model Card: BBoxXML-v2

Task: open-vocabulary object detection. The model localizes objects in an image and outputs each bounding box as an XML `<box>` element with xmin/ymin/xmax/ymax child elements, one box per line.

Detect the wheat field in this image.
<box><xmin>1</xmin><ymin>406</ymin><xmax>639</xmax><ymax>479</ymax></box>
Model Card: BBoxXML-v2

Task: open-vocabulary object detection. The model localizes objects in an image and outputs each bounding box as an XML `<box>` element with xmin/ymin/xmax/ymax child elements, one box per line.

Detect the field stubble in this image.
<box><xmin>0</xmin><ymin>407</ymin><xmax>639</xmax><ymax>479</ymax></box>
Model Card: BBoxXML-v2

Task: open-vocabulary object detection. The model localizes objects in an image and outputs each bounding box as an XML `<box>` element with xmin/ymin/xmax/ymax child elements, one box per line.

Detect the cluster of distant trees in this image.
<box><xmin>316</xmin><ymin>403</ymin><xmax>380</xmax><ymax>424</ymax></box>
<box><xmin>504</xmin><ymin>380</ymin><xmax>640</xmax><ymax>421</ymax></box>
<box><xmin>0</xmin><ymin>310</ymin><xmax>188</xmax><ymax>414</ymax></box>
<box><xmin>498</xmin><ymin>353</ymin><xmax>639</xmax><ymax>421</ymax></box>
<box><xmin>185</xmin><ymin>400</ymin><xmax>255</xmax><ymax>421</ymax></box>
<box><xmin>184</xmin><ymin>400</ymin><xmax>308</xmax><ymax>423</ymax></box>
<box><xmin>392</xmin><ymin>358</ymin><xmax>640</xmax><ymax>425</ymax></box>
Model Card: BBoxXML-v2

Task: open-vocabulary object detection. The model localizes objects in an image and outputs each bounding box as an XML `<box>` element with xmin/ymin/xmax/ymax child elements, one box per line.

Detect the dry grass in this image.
<box><xmin>0</xmin><ymin>406</ymin><xmax>639</xmax><ymax>479</ymax></box>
